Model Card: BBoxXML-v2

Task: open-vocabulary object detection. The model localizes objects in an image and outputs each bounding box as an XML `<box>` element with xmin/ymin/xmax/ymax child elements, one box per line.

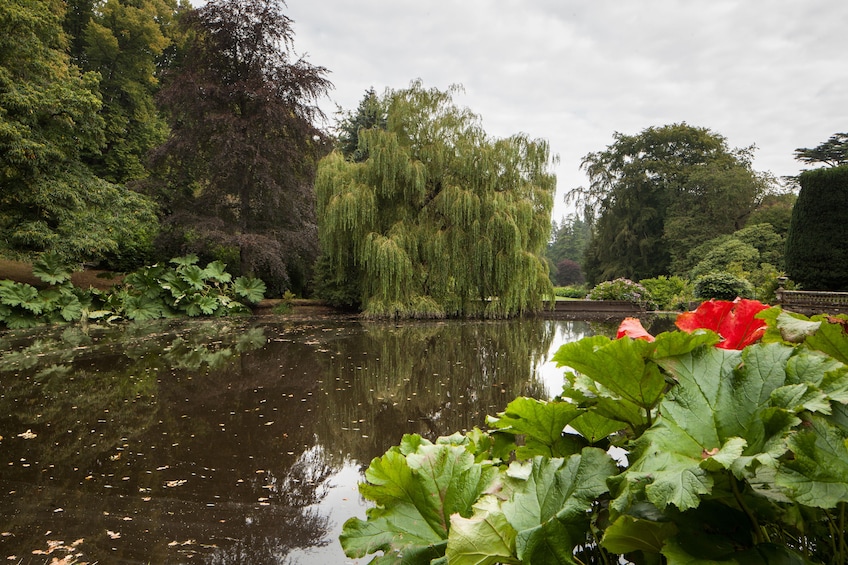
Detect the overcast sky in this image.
<box><xmin>284</xmin><ymin>1</ymin><xmax>847</xmax><ymax>220</ymax></box>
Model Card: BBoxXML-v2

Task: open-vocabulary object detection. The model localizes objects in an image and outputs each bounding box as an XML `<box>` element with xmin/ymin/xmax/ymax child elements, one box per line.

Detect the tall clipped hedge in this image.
<box><xmin>785</xmin><ymin>165</ymin><xmax>848</xmax><ymax>290</ymax></box>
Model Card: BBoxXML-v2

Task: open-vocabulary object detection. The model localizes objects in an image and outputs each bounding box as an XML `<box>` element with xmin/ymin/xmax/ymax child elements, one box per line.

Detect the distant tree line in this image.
<box><xmin>546</xmin><ymin>126</ymin><xmax>847</xmax><ymax>301</ymax></box>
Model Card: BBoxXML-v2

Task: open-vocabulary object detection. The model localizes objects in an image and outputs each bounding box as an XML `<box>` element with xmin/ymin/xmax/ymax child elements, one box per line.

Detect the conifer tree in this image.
<box><xmin>785</xmin><ymin>165</ymin><xmax>848</xmax><ymax>290</ymax></box>
<box><xmin>315</xmin><ymin>82</ymin><xmax>556</xmax><ymax>318</ymax></box>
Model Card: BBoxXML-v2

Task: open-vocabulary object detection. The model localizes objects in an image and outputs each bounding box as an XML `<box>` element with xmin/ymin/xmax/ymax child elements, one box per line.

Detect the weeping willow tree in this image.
<box><xmin>315</xmin><ymin>82</ymin><xmax>556</xmax><ymax>318</ymax></box>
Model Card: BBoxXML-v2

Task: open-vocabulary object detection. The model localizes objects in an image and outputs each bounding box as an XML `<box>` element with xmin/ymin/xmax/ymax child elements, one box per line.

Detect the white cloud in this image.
<box><xmin>285</xmin><ymin>0</ymin><xmax>848</xmax><ymax>219</ymax></box>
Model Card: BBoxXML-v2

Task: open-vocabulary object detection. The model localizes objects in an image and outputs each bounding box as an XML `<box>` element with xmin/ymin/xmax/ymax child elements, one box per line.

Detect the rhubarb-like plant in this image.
<box><xmin>341</xmin><ymin>301</ymin><xmax>848</xmax><ymax>564</ymax></box>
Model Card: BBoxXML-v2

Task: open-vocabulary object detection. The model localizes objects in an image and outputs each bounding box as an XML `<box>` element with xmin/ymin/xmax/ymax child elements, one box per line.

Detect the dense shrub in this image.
<box><xmin>553</xmin><ymin>285</ymin><xmax>588</xmax><ymax>299</ymax></box>
<box><xmin>588</xmin><ymin>278</ymin><xmax>655</xmax><ymax>309</ymax></box>
<box><xmin>0</xmin><ymin>255</ymin><xmax>266</xmax><ymax>328</ymax></box>
<box><xmin>639</xmin><ymin>275</ymin><xmax>693</xmax><ymax>310</ymax></box>
<box><xmin>785</xmin><ymin>165</ymin><xmax>848</xmax><ymax>290</ymax></box>
<box><xmin>693</xmin><ymin>271</ymin><xmax>754</xmax><ymax>300</ymax></box>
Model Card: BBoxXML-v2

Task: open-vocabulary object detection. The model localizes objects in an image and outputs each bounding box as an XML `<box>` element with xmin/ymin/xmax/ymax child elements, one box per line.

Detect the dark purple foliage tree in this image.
<box><xmin>150</xmin><ymin>0</ymin><xmax>332</xmax><ymax>294</ymax></box>
<box><xmin>555</xmin><ymin>258</ymin><xmax>585</xmax><ymax>286</ymax></box>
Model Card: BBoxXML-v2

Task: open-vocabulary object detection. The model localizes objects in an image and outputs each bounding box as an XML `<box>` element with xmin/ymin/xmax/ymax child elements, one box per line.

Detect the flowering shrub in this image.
<box><xmin>342</xmin><ymin>300</ymin><xmax>848</xmax><ymax>564</ymax></box>
<box><xmin>588</xmin><ymin>278</ymin><xmax>656</xmax><ymax>309</ymax></box>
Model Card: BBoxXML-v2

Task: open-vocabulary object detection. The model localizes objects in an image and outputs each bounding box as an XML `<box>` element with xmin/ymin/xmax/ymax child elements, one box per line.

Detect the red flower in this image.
<box><xmin>616</xmin><ymin>317</ymin><xmax>655</xmax><ymax>342</ymax></box>
<box><xmin>675</xmin><ymin>298</ymin><xmax>769</xmax><ymax>350</ymax></box>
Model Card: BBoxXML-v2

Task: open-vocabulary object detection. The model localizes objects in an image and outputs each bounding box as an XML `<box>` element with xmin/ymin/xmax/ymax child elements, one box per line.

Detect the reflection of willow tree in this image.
<box><xmin>204</xmin><ymin>446</ymin><xmax>332</xmax><ymax>565</ymax></box>
<box><xmin>313</xmin><ymin>320</ymin><xmax>554</xmax><ymax>460</ymax></box>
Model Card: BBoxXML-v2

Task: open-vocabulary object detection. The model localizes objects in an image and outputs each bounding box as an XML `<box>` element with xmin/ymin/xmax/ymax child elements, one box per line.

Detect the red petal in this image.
<box><xmin>675</xmin><ymin>299</ymin><xmax>734</xmax><ymax>333</ymax></box>
<box><xmin>675</xmin><ymin>298</ymin><xmax>769</xmax><ymax>350</ymax></box>
<box><xmin>617</xmin><ymin>317</ymin><xmax>655</xmax><ymax>342</ymax></box>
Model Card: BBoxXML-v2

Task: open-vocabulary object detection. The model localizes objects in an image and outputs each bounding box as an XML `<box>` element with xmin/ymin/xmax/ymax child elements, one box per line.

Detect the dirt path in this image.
<box><xmin>0</xmin><ymin>259</ymin><xmax>122</xmax><ymax>290</ymax></box>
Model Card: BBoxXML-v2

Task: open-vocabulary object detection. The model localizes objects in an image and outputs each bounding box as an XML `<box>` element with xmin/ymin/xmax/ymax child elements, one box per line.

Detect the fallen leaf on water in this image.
<box><xmin>168</xmin><ymin>540</ymin><xmax>196</xmax><ymax>547</ymax></box>
<box><xmin>17</xmin><ymin>430</ymin><xmax>37</xmax><ymax>440</ymax></box>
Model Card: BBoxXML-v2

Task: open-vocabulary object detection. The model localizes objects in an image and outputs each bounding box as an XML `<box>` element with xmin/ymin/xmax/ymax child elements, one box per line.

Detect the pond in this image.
<box><xmin>0</xmin><ymin>315</ymin><xmax>672</xmax><ymax>564</ymax></box>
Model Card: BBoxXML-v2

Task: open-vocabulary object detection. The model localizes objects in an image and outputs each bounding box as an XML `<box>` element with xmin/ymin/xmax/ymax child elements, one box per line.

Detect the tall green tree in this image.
<box><xmin>568</xmin><ymin>124</ymin><xmax>769</xmax><ymax>283</ymax></box>
<box><xmin>150</xmin><ymin>0</ymin><xmax>332</xmax><ymax>294</ymax></box>
<box><xmin>315</xmin><ymin>82</ymin><xmax>556</xmax><ymax>318</ymax></box>
<box><xmin>546</xmin><ymin>213</ymin><xmax>591</xmax><ymax>284</ymax></box>
<box><xmin>336</xmin><ymin>87</ymin><xmax>386</xmax><ymax>163</ymax></box>
<box><xmin>785</xmin><ymin>165</ymin><xmax>848</xmax><ymax>290</ymax></box>
<box><xmin>0</xmin><ymin>0</ymin><xmax>157</xmax><ymax>262</ymax></box>
<box><xmin>81</xmin><ymin>0</ymin><xmax>179</xmax><ymax>183</ymax></box>
<box><xmin>745</xmin><ymin>191</ymin><xmax>796</xmax><ymax>237</ymax></box>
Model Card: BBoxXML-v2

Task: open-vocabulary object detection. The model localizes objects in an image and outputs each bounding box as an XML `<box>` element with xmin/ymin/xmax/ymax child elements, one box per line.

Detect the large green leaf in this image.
<box><xmin>617</xmin><ymin>344</ymin><xmax>802</xmax><ymax>512</ymax></box>
<box><xmin>32</xmin><ymin>253</ymin><xmax>72</xmax><ymax>285</ymax></box>
<box><xmin>234</xmin><ymin>276</ymin><xmax>266</xmax><ymax>303</ymax></box>
<box><xmin>446</xmin><ymin>496</ymin><xmax>519</xmax><ymax>565</ymax></box>
<box><xmin>124</xmin><ymin>295</ymin><xmax>166</xmax><ymax>321</ymax></box>
<box><xmin>553</xmin><ymin>336</ymin><xmax>667</xmax><ymax>412</ymax></box>
<box><xmin>804</xmin><ymin>317</ymin><xmax>848</xmax><ymax>365</ymax></box>
<box><xmin>486</xmin><ymin>397</ymin><xmax>585</xmax><ymax>458</ymax></box>
<box><xmin>170</xmin><ymin>254</ymin><xmax>199</xmax><ymax>267</ymax></box>
<box><xmin>203</xmin><ymin>260</ymin><xmax>232</xmax><ymax>283</ymax></box>
<box><xmin>341</xmin><ymin>437</ymin><xmax>497</xmax><ymax>563</ymax></box>
<box><xmin>561</xmin><ymin>372</ymin><xmax>649</xmax><ymax>432</ymax></box>
<box><xmin>569</xmin><ymin>411</ymin><xmax>627</xmax><ymax>444</ymax></box>
<box><xmin>658</xmin><ymin>344</ymin><xmax>793</xmax><ymax>452</ymax></box>
<box><xmin>0</xmin><ymin>281</ymin><xmax>42</xmax><ymax>313</ymax></box>
<box><xmin>601</xmin><ymin>516</ymin><xmax>677</xmax><ymax>555</ymax></box>
<box><xmin>776</xmin><ymin>415</ymin><xmax>848</xmax><ymax>508</ymax></box>
<box><xmin>179</xmin><ymin>264</ymin><xmax>207</xmax><ymax>291</ymax></box>
<box><xmin>501</xmin><ymin>448</ymin><xmax>618</xmax><ymax>564</ymax></box>
<box><xmin>184</xmin><ymin>294</ymin><xmax>219</xmax><ymax>316</ymax></box>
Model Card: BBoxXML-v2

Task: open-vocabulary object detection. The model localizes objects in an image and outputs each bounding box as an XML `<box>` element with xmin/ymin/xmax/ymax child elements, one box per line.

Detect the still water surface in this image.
<box><xmin>0</xmin><ymin>315</ymin><xmax>669</xmax><ymax>563</ymax></box>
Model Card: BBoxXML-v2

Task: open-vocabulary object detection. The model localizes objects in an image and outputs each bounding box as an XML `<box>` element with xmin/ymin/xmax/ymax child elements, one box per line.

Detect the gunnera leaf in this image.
<box><xmin>501</xmin><ymin>448</ymin><xmax>618</xmax><ymax>564</ymax></box>
<box><xmin>776</xmin><ymin>414</ymin><xmax>848</xmax><ymax>508</ymax></box>
<box><xmin>486</xmin><ymin>397</ymin><xmax>586</xmax><ymax>458</ymax></box>
<box><xmin>340</xmin><ymin>436</ymin><xmax>497</xmax><ymax>563</ymax></box>
<box><xmin>234</xmin><ymin>276</ymin><xmax>266</xmax><ymax>303</ymax></box>
<box><xmin>32</xmin><ymin>253</ymin><xmax>72</xmax><ymax>285</ymax></box>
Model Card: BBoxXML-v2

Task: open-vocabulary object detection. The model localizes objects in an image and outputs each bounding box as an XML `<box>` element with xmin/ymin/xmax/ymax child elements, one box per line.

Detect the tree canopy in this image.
<box><xmin>315</xmin><ymin>82</ymin><xmax>557</xmax><ymax>318</ymax></box>
<box><xmin>546</xmin><ymin>213</ymin><xmax>591</xmax><ymax>285</ymax></box>
<box><xmin>0</xmin><ymin>0</ymin><xmax>158</xmax><ymax>262</ymax></box>
<box><xmin>568</xmin><ymin>123</ymin><xmax>771</xmax><ymax>283</ymax></box>
<box><xmin>150</xmin><ymin>0</ymin><xmax>332</xmax><ymax>294</ymax></box>
<box><xmin>794</xmin><ymin>132</ymin><xmax>848</xmax><ymax>168</ymax></box>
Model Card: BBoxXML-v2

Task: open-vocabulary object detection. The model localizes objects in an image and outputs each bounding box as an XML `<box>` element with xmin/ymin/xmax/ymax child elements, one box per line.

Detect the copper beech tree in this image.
<box><xmin>151</xmin><ymin>0</ymin><xmax>331</xmax><ymax>294</ymax></box>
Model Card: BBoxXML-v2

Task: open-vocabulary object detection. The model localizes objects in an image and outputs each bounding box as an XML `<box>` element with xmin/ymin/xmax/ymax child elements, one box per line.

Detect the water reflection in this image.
<box><xmin>0</xmin><ymin>315</ymin><xmax>664</xmax><ymax>563</ymax></box>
